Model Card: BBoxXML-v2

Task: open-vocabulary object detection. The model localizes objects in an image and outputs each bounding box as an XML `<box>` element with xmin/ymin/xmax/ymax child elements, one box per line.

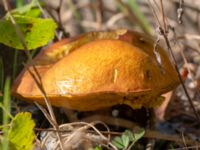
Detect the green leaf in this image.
<box><xmin>24</xmin><ymin>8</ymin><xmax>41</xmax><ymax>18</ymax></box>
<box><xmin>8</xmin><ymin>112</ymin><xmax>35</xmax><ymax>150</ymax></box>
<box><xmin>11</xmin><ymin>0</ymin><xmax>38</xmax><ymax>15</ymax></box>
<box><xmin>112</xmin><ymin>129</ymin><xmax>145</xmax><ymax>149</ymax></box>
<box><xmin>10</xmin><ymin>0</ymin><xmax>41</xmax><ymax>18</ymax></box>
<box><xmin>112</xmin><ymin>136</ymin><xmax>125</xmax><ymax>149</ymax></box>
<box><xmin>94</xmin><ymin>146</ymin><xmax>103</xmax><ymax>150</ymax></box>
<box><xmin>0</xmin><ymin>15</ymin><xmax>57</xmax><ymax>50</ymax></box>
<box><xmin>124</xmin><ymin>130</ymin><xmax>135</xmax><ymax>141</ymax></box>
<box><xmin>122</xmin><ymin>134</ymin><xmax>130</xmax><ymax>149</ymax></box>
<box><xmin>131</xmin><ymin>128</ymin><xmax>145</xmax><ymax>143</ymax></box>
<box><xmin>88</xmin><ymin>146</ymin><xmax>103</xmax><ymax>150</ymax></box>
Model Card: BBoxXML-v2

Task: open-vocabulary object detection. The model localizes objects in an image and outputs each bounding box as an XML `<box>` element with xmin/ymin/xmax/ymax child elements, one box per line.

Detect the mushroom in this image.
<box><xmin>12</xmin><ymin>29</ymin><xmax>179</xmax><ymax>111</ymax></box>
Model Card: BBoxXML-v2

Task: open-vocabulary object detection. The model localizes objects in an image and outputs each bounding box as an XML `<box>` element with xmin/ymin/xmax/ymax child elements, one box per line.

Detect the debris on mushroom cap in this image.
<box><xmin>12</xmin><ymin>29</ymin><xmax>180</xmax><ymax>111</ymax></box>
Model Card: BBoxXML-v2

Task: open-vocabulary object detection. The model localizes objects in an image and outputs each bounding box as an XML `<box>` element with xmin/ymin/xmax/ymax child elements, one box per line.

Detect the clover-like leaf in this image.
<box><xmin>112</xmin><ymin>136</ymin><xmax>125</xmax><ymax>149</ymax></box>
<box><xmin>131</xmin><ymin>128</ymin><xmax>145</xmax><ymax>144</ymax></box>
<box><xmin>112</xmin><ymin>129</ymin><xmax>145</xmax><ymax>149</ymax></box>
<box><xmin>121</xmin><ymin>134</ymin><xmax>130</xmax><ymax>149</ymax></box>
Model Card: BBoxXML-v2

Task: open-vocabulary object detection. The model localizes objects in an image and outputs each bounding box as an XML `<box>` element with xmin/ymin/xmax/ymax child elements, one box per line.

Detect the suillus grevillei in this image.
<box><xmin>12</xmin><ymin>29</ymin><xmax>179</xmax><ymax>111</ymax></box>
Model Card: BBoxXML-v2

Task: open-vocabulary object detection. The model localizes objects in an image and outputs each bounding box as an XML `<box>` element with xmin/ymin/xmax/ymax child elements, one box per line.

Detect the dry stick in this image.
<box><xmin>34</xmin><ymin>127</ymin><xmax>197</xmax><ymax>145</ymax></box>
<box><xmin>57</xmin><ymin>0</ymin><xmax>69</xmax><ymax>38</ymax></box>
<box><xmin>65</xmin><ymin>122</ymin><xmax>117</xmax><ymax>150</ymax></box>
<box><xmin>181</xmin><ymin>132</ymin><xmax>188</xmax><ymax>150</ymax></box>
<box><xmin>171</xmin><ymin>29</ymin><xmax>198</xmax><ymax>90</ymax></box>
<box><xmin>95</xmin><ymin>0</ymin><xmax>103</xmax><ymax>30</ymax></box>
<box><xmin>152</xmin><ymin>0</ymin><xmax>171</xmax><ymax>27</ymax></box>
<box><xmin>25</xmin><ymin>62</ymin><xmax>58</xmax><ymax>123</ymax></box>
<box><xmin>147</xmin><ymin>0</ymin><xmax>162</xmax><ymax>27</ymax></box>
<box><xmin>160</xmin><ymin>0</ymin><xmax>168</xmax><ymax>32</ymax></box>
<box><xmin>158</xmin><ymin>1</ymin><xmax>200</xmax><ymax>122</ymax></box>
<box><xmin>34</xmin><ymin>102</ymin><xmax>56</xmax><ymax>128</ymax></box>
<box><xmin>2</xmin><ymin>1</ymin><xmax>64</xmax><ymax>149</ymax></box>
<box><xmin>164</xmin><ymin>33</ymin><xmax>200</xmax><ymax>122</ymax></box>
<box><xmin>40</xmin><ymin>121</ymin><xmax>117</xmax><ymax>150</ymax></box>
<box><xmin>169</xmin><ymin>145</ymin><xmax>200</xmax><ymax>150</ymax></box>
<box><xmin>79</xmin><ymin>115</ymin><xmax>198</xmax><ymax>145</ymax></box>
<box><xmin>106</xmin><ymin>13</ymin><xmax>125</xmax><ymax>28</ymax></box>
<box><xmin>152</xmin><ymin>0</ymin><xmax>161</xmax><ymax>13</ymax></box>
<box><xmin>171</xmin><ymin>0</ymin><xmax>200</xmax><ymax>13</ymax></box>
<box><xmin>177</xmin><ymin>0</ymin><xmax>184</xmax><ymax>24</ymax></box>
<box><xmin>149</xmin><ymin>0</ymin><xmax>200</xmax><ymax>122</ymax></box>
<box><xmin>186</xmin><ymin>45</ymin><xmax>200</xmax><ymax>55</ymax></box>
<box><xmin>161</xmin><ymin>0</ymin><xmax>200</xmax><ymax>116</ymax></box>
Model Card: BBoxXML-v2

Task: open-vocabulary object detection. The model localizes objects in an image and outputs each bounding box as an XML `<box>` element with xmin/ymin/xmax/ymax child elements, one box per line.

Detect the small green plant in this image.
<box><xmin>8</xmin><ymin>112</ymin><xmax>35</xmax><ymax>150</ymax></box>
<box><xmin>0</xmin><ymin>112</ymin><xmax>36</xmax><ymax>150</ymax></box>
<box><xmin>112</xmin><ymin>129</ymin><xmax>145</xmax><ymax>150</ymax></box>
<box><xmin>0</xmin><ymin>78</ymin><xmax>35</xmax><ymax>150</ymax></box>
<box><xmin>89</xmin><ymin>146</ymin><xmax>103</xmax><ymax>150</ymax></box>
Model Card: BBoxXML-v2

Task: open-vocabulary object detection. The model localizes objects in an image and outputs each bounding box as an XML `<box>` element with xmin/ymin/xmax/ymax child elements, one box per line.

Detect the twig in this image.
<box><xmin>0</xmin><ymin>103</ymin><xmax>13</xmax><ymax>119</ymax></box>
<box><xmin>177</xmin><ymin>0</ymin><xmax>184</xmax><ymax>24</ymax></box>
<box><xmin>35</xmin><ymin>126</ymin><xmax>198</xmax><ymax>145</ymax></box>
<box><xmin>34</xmin><ymin>102</ymin><xmax>56</xmax><ymax>127</ymax></box>
<box><xmin>186</xmin><ymin>45</ymin><xmax>200</xmax><ymax>55</ymax></box>
<box><xmin>159</xmin><ymin>27</ymin><xmax>200</xmax><ymax>122</ymax></box>
<box><xmin>168</xmin><ymin>145</ymin><xmax>200</xmax><ymax>150</ymax></box>
<box><xmin>39</xmin><ymin>121</ymin><xmax>117</xmax><ymax>150</ymax></box>
<box><xmin>170</xmin><ymin>0</ymin><xmax>200</xmax><ymax>13</ymax></box>
<box><xmin>178</xmin><ymin>34</ymin><xmax>200</xmax><ymax>40</ymax></box>
<box><xmin>160</xmin><ymin>0</ymin><xmax>168</xmax><ymax>33</ymax></box>
<box><xmin>159</xmin><ymin>0</ymin><xmax>200</xmax><ymax>122</ymax></box>
<box><xmin>149</xmin><ymin>0</ymin><xmax>200</xmax><ymax>122</ymax></box>
<box><xmin>147</xmin><ymin>0</ymin><xmax>162</xmax><ymax>27</ymax></box>
<box><xmin>170</xmin><ymin>29</ymin><xmax>197</xmax><ymax>85</ymax></box>
<box><xmin>95</xmin><ymin>0</ymin><xmax>103</xmax><ymax>30</ymax></box>
<box><xmin>181</xmin><ymin>132</ymin><xmax>188</xmax><ymax>150</ymax></box>
<box><xmin>106</xmin><ymin>13</ymin><xmax>125</xmax><ymax>28</ymax></box>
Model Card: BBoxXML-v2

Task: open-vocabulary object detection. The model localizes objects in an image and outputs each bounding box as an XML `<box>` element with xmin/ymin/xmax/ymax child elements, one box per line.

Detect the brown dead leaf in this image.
<box><xmin>155</xmin><ymin>91</ymin><xmax>174</xmax><ymax>121</ymax></box>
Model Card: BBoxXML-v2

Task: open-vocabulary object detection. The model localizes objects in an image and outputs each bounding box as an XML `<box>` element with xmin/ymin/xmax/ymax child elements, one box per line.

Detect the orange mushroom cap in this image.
<box><xmin>12</xmin><ymin>29</ymin><xmax>180</xmax><ymax>111</ymax></box>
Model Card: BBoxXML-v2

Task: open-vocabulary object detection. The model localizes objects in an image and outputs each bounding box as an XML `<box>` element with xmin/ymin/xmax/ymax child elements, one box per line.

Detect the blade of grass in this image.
<box><xmin>16</xmin><ymin>0</ymin><xmax>25</xmax><ymax>8</ymax></box>
<box><xmin>67</xmin><ymin>0</ymin><xmax>81</xmax><ymax>21</ymax></box>
<box><xmin>1</xmin><ymin>77</ymin><xmax>11</xmax><ymax>150</ymax></box>
<box><xmin>0</xmin><ymin>56</ymin><xmax>4</xmax><ymax>125</ymax></box>
<box><xmin>116</xmin><ymin>0</ymin><xmax>152</xmax><ymax>35</ymax></box>
<box><xmin>0</xmin><ymin>56</ymin><xmax>4</xmax><ymax>92</ymax></box>
<box><xmin>127</xmin><ymin>0</ymin><xmax>152</xmax><ymax>34</ymax></box>
<box><xmin>67</xmin><ymin>0</ymin><xmax>84</xmax><ymax>32</ymax></box>
<box><xmin>12</xmin><ymin>51</ymin><xmax>18</xmax><ymax>82</ymax></box>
